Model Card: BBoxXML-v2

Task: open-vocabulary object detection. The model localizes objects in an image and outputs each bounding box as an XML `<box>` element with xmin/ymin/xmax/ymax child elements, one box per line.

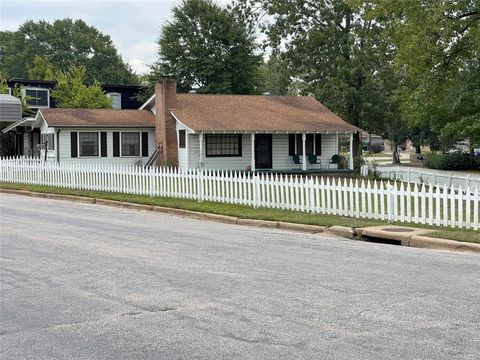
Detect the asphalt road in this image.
<box><xmin>1</xmin><ymin>194</ymin><xmax>479</xmax><ymax>360</ymax></box>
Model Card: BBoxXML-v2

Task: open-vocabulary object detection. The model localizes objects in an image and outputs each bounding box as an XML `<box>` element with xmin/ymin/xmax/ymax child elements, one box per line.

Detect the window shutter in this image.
<box><xmin>141</xmin><ymin>132</ymin><xmax>148</xmax><ymax>157</ymax></box>
<box><xmin>296</xmin><ymin>134</ymin><xmax>303</xmax><ymax>154</ymax></box>
<box><xmin>288</xmin><ymin>134</ymin><xmax>295</xmax><ymax>156</ymax></box>
<box><xmin>113</xmin><ymin>132</ymin><xmax>120</xmax><ymax>157</ymax></box>
<box><xmin>315</xmin><ymin>134</ymin><xmax>322</xmax><ymax>155</ymax></box>
<box><xmin>100</xmin><ymin>132</ymin><xmax>107</xmax><ymax>157</ymax></box>
<box><xmin>306</xmin><ymin>134</ymin><xmax>314</xmax><ymax>155</ymax></box>
<box><xmin>70</xmin><ymin>132</ymin><xmax>77</xmax><ymax>158</ymax></box>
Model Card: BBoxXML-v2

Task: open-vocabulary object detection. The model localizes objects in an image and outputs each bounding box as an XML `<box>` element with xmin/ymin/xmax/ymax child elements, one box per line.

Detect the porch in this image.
<box><xmin>178</xmin><ymin>131</ymin><xmax>356</xmax><ymax>172</ymax></box>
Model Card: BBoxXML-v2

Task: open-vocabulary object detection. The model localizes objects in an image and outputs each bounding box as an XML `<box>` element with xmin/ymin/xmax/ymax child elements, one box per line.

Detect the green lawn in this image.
<box><xmin>1</xmin><ymin>182</ymin><xmax>478</xmax><ymax>243</ymax></box>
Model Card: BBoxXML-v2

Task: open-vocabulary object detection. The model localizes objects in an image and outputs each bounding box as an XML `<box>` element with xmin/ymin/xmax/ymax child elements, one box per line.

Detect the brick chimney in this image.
<box><xmin>154</xmin><ymin>78</ymin><xmax>178</xmax><ymax>166</ymax></box>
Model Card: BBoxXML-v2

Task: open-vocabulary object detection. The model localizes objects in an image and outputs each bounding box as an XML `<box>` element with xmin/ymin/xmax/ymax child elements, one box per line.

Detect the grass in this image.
<box><xmin>1</xmin><ymin>182</ymin><xmax>478</xmax><ymax>243</ymax></box>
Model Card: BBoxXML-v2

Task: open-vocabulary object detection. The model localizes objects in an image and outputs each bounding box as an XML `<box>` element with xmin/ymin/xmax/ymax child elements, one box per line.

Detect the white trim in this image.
<box><xmin>251</xmin><ymin>133</ymin><xmax>255</xmax><ymax>172</ymax></box>
<box><xmin>119</xmin><ymin>131</ymin><xmax>142</xmax><ymax>157</ymax></box>
<box><xmin>302</xmin><ymin>133</ymin><xmax>307</xmax><ymax>171</ymax></box>
<box><xmin>21</xmin><ymin>86</ymin><xmax>50</xmax><ymax>108</ymax></box>
<box><xmin>139</xmin><ymin>94</ymin><xmax>155</xmax><ymax>110</ymax></box>
<box><xmin>171</xmin><ymin>112</ymin><xmax>195</xmax><ymax>133</ymax></box>
<box><xmin>106</xmin><ymin>92</ymin><xmax>122</xmax><ymax>109</ymax></box>
<box><xmin>1</xmin><ymin>117</ymin><xmax>35</xmax><ymax>133</ymax></box>
<box><xmin>349</xmin><ymin>132</ymin><xmax>354</xmax><ymax>170</ymax></box>
<box><xmin>78</xmin><ymin>131</ymin><xmax>101</xmax><ymax>158</ymax></box>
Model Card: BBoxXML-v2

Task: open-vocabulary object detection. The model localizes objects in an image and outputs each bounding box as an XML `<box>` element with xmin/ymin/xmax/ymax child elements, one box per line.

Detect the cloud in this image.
<box><xmin>0</xmin><ymin>0</ymin><xmax>173</xmax><ymax>74</ymax></box>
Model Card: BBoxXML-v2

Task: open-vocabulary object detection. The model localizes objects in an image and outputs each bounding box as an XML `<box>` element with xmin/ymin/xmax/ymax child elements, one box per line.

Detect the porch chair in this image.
<box><xmin>307</xmin><ymin>154</ymin><xmax>320</xmax><ymax>169</ymax></box>
<box><xmin>329</xmin><ymin>154</ymin><xmax>341</xmax><ymax>169</ymax></box>
<box><xmin>292</xmin><ymin>154</ymin><xmax>302</xmax><ymax>169</ymax></box>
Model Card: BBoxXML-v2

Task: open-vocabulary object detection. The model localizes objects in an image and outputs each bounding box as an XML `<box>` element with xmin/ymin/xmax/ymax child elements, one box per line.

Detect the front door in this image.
<box><xmin>255</xmin><ymin>134</ymin><xmax>272</xmax><ymax>169</ymax></box>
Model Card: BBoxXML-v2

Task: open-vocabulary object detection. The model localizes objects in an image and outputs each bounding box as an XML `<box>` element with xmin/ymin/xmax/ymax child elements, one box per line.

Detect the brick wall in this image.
<box><xmin>154</xmin><ymin>79</ymin><xmax>178</xmax><ymax>166</ymax></box>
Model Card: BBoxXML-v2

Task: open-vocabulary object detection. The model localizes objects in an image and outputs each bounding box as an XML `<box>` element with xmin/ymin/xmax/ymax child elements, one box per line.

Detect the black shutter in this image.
<box><xmin>70</xmin><ymin>132</ymin><xmax>77</xmax><ymax>158</ymax></box>
<box><xmin>141</xmin><ymin>132</ymin><xmax>148</xmax><ymax>157</ymax></box>
<box><xmin>100</xmin><ymin>132</ymin><xmax>107</xmax><ymax>157</ymax></box>
<box><xmin>238</xmin><ymin>134</ymin><xmax>242</xmax><ymax>157</ymax></box>
<box><xmin>315</xmin><ymin>134</ymin><xmax>322</xmax><ymax>155</ymax></box>
<box><xmin>288</xmin><ymin>134</ymin><xmax>295</xmax><ymax>156</ymax></box>
<box><xmin>296</xmin><ymin>134</ymin><xmax>303</xmax><ymax>154</ymax></box>
<box><xmin>113</xmin><ymin>132</ymin><xmax>120</xmax><ymax>157</ymax></box>
<box><xmin>306</xmin><ymin>134</ymin><xmax>314</xmax><ymax>155</ymax></box>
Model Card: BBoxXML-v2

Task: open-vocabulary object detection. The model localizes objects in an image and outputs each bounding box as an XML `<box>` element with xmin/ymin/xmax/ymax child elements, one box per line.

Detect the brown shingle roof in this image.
<box><xmin>39</xmin><ymin>108</ymin><xmax>155</xmax><ymax>127</ymax></box>
<box><xmin>172</xmin><ymin>94</ymin><xmax>361</xmax><ymax>133</ymax></box>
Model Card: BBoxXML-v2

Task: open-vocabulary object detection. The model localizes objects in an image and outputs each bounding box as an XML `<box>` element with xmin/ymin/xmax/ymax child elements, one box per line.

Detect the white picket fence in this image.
<box><xmin>361</xmin><ymin>164</ymin><xmax>480</xmax><ymax>191</ymax></box>
<box><xmin>1</xmin><ymin>157</ymin><xmax>479</xmax><ymax>230</ymax></box>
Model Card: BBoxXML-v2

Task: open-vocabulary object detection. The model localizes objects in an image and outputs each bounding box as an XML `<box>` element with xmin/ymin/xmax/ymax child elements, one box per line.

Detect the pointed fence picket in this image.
<box><xmin>0</xmin><ymin>157</ymin><xmax>479</xmax><ymax>230</ymax></box>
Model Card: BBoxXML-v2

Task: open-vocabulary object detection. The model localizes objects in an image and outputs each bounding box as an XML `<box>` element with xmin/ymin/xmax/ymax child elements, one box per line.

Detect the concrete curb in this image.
<box><xmin>325</xmin><ymin>226</ymin><xmax>355</xmax><ymax>239</ymax></box>
<box><xmin>1</xmin><ymin>188</ymin><xmax>478</xmax><ymax>254</ymax></box>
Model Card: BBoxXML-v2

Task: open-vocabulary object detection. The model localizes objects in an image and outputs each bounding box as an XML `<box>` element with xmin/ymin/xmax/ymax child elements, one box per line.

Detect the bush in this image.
<box><xmin>424</xmin><ymin>153</ymin><xmax>479</xmax><ymax>170</ymax></box>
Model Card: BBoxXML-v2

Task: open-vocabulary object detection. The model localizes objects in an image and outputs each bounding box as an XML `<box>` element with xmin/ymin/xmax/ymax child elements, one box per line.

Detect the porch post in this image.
<box><xmin>199</xmin><ymin>132</ymin><xmax>204</xmax><ymax>168</ymax></box>
<box><xmin>251</xmin><ymin>133</ymin><xmax>255</xmax><ymax>172</ymax></box>
<box><xmin>349</xmin><ymin>132</ymin><xmax>354</xmax><ymax>170</ymax></box>
<box><xmin>185</xmin><ymin>131</ymin><xmax>189</xmax><ymax>170</ymax></box>
<box><xmin>302</xmin><ymin>133</ymin><xmax>307</xmax><ymax>171</ymax></box>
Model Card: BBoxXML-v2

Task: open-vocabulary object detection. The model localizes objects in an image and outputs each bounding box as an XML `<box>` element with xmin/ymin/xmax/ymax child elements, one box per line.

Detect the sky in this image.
<box><xmin>0</xmin><ymin>0</ymin><xmax>230</xmax><ymax>75</ymax></box>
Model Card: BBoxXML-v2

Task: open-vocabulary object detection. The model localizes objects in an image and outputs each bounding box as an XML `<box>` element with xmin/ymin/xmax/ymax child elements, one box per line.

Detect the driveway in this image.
<box><xmin>1</xmin><ymin>194</ymin><xmax>479</xmax><ymax>359</ymax></box>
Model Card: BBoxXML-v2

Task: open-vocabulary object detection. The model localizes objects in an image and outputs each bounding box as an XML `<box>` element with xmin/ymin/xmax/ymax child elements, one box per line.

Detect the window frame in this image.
<box><xmin>178</xmin><ymin>129</ymin><xmax>186</xmax><ymax>149</ymax></box>
<box><xmin>120</xmin><ymin>131</ymin><xmax>141</xmax><ymax>157</ymax></box>
<box><xmin>41</xmin><ymin>133</ymin><xmax>55</xmax><ymax>151</ymax></box>
<box><xmin>289</xmin><ymin>133</ymin><xmax>320</xmax><ymax>156</ymax></box>
<box><xmin>106</xmin><ymin>92</ymin><xmax>122</xmax><ymax>109</ymax></box>
<box><xmin>22</xmin><ymin>87</ymin><xmax>50</xmax><ymax>108</ymax></box>
<box><xmin>78</xmin><ymin>132</ymin><xmax>100</xmax><ymax>158</ymax></box>
<box><xmin>205</xmin><ymin>134</ymin><xmax>242</xmax><ymax>158</ymax></box>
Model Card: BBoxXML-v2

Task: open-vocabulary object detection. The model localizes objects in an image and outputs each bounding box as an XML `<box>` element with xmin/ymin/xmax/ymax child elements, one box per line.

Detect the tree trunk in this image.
<box><xmin>392</xmin><ymin>141</ymin><xmax>401</xmax><ymax>164</ymax></box>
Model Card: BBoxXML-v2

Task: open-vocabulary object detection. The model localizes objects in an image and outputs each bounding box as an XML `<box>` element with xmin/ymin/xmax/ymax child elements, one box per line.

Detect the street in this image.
<box><xmin>1</xmin><ymin>193</ymin><xmax>479</xmax><ymax>359</ymax></box>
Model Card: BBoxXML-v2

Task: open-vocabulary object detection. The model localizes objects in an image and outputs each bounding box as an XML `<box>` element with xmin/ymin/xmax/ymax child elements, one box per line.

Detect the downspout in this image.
<box><xmin>56</xmin><ymin>130</ymin><xmax>60</xmax><ymax>163</ymax></box>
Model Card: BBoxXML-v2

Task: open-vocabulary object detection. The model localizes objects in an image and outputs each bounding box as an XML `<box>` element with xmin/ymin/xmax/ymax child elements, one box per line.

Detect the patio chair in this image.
<box><xmin>329</xmin><ymin>154</ymin><xmax>340</xmax><ymax>169</ymax></box>
<box><xmin>292</xmin><ymin>154</ymin><xmax>302</xmax><ymax>169</ymax></box>
<box><xmin>307</xmin><ymin>154</ymin><xmax>320</xmax><ymax>169</ymax></box>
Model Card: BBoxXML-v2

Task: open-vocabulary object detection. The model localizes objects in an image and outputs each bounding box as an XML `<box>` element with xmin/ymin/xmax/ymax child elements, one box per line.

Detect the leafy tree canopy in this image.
<box><xmin>51</xmin><ymin>65</ymin><xmax>112</xmax><ymax>109</ymax></box>
<box><xmin>0</xmin><ymin>18</ymin><xmax>138</xmax><ymax>84</ymax></box>
<box><xmin>150</xmin><ymin>0</ymin><xmax>262</xmax><ymax>94</ymax></box>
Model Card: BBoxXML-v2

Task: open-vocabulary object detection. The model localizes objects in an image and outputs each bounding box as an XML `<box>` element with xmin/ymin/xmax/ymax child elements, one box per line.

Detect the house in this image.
<box><xmin>3</xmin><ymin>78</ymin><xmax>362</xmax><ymax>170</ymax></box>
<box><xmin>3</xmin><ymin>79</ymin><xmax>146</xmax><ymax>157</ymax></box>
<box><xmin>31</xmin><ymin>108</ymin><xmax>155</xmax><ymax>163</ymax></box>
<box><xmin>139</xmin><ymin>79</ymin><xmax>362</xmax><ymax>171</ymax></box>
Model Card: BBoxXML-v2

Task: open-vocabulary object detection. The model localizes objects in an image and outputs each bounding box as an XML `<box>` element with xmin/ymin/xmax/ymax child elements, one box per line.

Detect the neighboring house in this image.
<box><xmin>32</xmin><ymin>108</ymin><xmax>155</xmax><ymax>163</ymax></box>
<box><xmin>3</xmin><ymin>78</ymin><xmax>362</xmax><ymax>170</ymax></box>
<box><xmin>3</xmin><ymin>79</ymin><xmax>145</xmax><ymax>157</ymax></box>
<box><xmin>140</xmin><ymin>79</ymin><xmax>362</xmax><ymax>171</ymax></box>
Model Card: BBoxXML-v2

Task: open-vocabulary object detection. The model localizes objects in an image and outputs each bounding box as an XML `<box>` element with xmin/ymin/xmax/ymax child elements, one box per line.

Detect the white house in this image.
<box><xmin>3</xmin><ymin>78</ymin><xmax>362</xmax><ymax>171</ymax></box>
<box><xmin>32</xmin><ymin>108</ymin><xmax>156</xmax><ymax>163</ymax></box>
<box><xmin>139</xmin><ymin>79</ymin><xmax>362</xmax><ymax>171</ymax></box>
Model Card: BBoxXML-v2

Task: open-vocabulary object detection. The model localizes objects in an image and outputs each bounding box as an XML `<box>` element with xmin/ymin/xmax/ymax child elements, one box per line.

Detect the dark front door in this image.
<box><xmin>255</xmin><ymin>134</ymin><xmax>272</xmax><ymax>169</ymax></box>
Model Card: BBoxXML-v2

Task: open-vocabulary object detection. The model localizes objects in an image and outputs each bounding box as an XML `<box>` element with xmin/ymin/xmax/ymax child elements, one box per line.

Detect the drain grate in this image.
<box><xmin>382</xmin><ymin>228</ymin><xmax>414</xmax><ymax>233</ymax></box>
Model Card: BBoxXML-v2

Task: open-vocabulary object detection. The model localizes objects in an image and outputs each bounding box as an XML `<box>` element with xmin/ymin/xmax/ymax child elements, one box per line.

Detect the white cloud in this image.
<box><xmin>129</xmin><ymin>58</ymin><xmax>151</xmax><ymax>75</ymax></box>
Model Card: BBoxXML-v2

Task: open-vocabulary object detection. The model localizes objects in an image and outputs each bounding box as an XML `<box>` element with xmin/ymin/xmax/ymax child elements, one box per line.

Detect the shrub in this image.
<box><xmin>424</xmin><ymin>153</ymin><xmax>479</xmax><ymax>170</ymax></box>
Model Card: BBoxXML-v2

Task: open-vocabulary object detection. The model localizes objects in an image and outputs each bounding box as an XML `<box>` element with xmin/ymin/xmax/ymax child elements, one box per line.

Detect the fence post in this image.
<box><xmin>253</xmin><ymin>172</ymin><xmax>259</xmax><ymax>208</ymax></box>
<box><xmin>197</xmin><ymin>168</ymin><xmax>204</xmax><ymax>202</ymax></box>
<box><xmin>386</xmin><ymin>182</ymin><xmax>393</xmax><ymax>222</ymax></box>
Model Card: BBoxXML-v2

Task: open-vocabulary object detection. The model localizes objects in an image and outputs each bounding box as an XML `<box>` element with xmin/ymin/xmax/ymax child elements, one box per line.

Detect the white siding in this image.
<box><xmin>55</xmin><ymin>127</ymin><xmax>155</xmax><ymax>164</ymax></box>
<box><xmin>176</xmin><ymin>122</ymin><xmax>188</xmax><ymax>169</ymax></box>
<box><xmin>187</xmin><ymin>133</ymin><xmax>339</xmax><ymax>170</ymax></box>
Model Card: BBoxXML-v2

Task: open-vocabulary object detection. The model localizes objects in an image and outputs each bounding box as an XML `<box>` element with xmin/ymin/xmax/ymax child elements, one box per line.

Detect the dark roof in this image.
<box><xmin>171</xmin><ymin>94</ymin><xmax>361</xmax><ymax>133</ymax></box>
<box><xmin>39</xmin><ymin>108</ymin><xmax>155</xmax><ymax>127</ymax></box>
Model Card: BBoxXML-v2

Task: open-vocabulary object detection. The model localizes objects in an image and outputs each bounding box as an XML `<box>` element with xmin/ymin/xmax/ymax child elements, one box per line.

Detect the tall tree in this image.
<box><xmin>150</xmin><ymin>0</ymin><xmax>262</xmax><ymax>94</ymax></box>
<box><xmin>51</xmin><ymin>65</ymin><xmax>112</xmax><ymax>109</ymax></box>
<box><xmin>372</xmin><ymin>0</ymin><xmax>480</xmax><ymax>157</ymax></box>
<box><xmin>0</xmin><ymin>19</ymin><xmax>138</xmax><ymax>84</ymax></box>
<box><xmin>234</xmin><ymin>0</ymin><xmax>398</xmax><ymax>161</ymax></box>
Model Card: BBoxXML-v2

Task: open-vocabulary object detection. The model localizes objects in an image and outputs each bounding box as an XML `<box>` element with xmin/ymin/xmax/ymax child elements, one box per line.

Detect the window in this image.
<box><xmin>79</xmin><ymin>132</ymin><xmax>99</xmax><ymax>157</ymax></box>
<box><xmin>288</xmin><ymin>134</ymin><xmax>321</xmax><ymax>155</ymax></box>
<box><xmin>41</xmin><ymin>133</ymin><xmax>54</xmax><ymax>150</ymax></box>
<box><xmin>106</xmin><ymin>93</ymin><xmax>121</xmax><ymax>109</ymax></box>
<box><xmin>24</xmin><ymin>88</ymin><xmax>49</xmax><ymax>107</ymax></box>
<box><xmin>205</xmin><ymin>134</ymin><xmax>242</xmax><ymax>157</ymax></box>
<box><xmin>121</xmin><ymin>132</ymin><xmax>140</xmax><ymax>156</ymax></box>
<box><xmin>179</xmin><ymin>130</ymin><xmax>186</xmax><ymax>148</ymax></box>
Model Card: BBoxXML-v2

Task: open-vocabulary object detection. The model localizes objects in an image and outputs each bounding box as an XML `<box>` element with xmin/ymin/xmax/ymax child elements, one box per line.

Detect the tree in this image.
<box><xmin>27</xmin><ymin>55</ymin><xmax>55</xmax><ymax>80</ymax></box>
<box><xmin>51</xmin><ymin>65</ymin><xmax>112</xmax><ymax>109</ymax></box>
<box><xmin>0</xmin><ymin>19</ymin><xmax>138</xmax><ymax>84</ymax></box>
<box><xmin>372</xmin><ymin>0</ymin><xmax>480</xmax><ymax>157</ymax></box>
<box><xmin>150</xmin><ymin>0</ymin><xmax>262</xmax><ymax>94</ymax></box>
<box><xmin>234</xmin><ymin>0</ymin><xmax>398</xmax><ymax>163</ymax></box>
